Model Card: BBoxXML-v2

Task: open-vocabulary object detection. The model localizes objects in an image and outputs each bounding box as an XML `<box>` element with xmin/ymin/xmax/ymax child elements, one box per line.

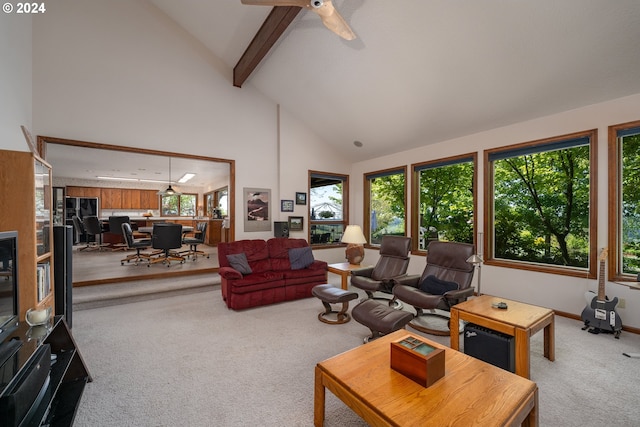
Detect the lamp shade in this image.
<box><xmin>341</xmin><ymin>225</ymin><xmax>367</xmax><ymax>244</ymax></box>
<box><xmin>342</xmin><ymin>225</ymin><xmax>367</xmax><ymax>265</ymax></box>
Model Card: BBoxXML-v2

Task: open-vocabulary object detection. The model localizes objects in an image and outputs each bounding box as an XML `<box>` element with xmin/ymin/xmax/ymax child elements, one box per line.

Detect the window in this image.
<box><xmin>161</xmin><ymin>193</ymin><xmax>197</xmax><ymax>217</ymax></box>
<box><xmin>412</xmin><ymin>154</ymin><xmax>476</xmax><ymax>252</ymax></box>
<box><xmin>486</xmin><ymin>130</ymin><xmax>597</xmax><ymax>277</ymax></box>
<box><xmin>608</xmin><ymin>120</ymin><xmax>640</xmax><ymax>280</ymax></box>
<box><xmin>364</xmin><ymin>167</ymin><xmax>407</xmax><ymax>246</ymax></box>
<box><xmin>215</xmin><ymin>187</ymin><xmax>228</xmax><ymax>217</ymax></box>
<box><xmin>309</xmin><ymin>171</ymin><xmax>348</xmax><ymax>246</ymax></box>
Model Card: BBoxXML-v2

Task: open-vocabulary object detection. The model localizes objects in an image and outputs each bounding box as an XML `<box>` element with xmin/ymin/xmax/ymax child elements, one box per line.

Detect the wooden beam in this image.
<box><xmin>233</xmin><ymin>6</ymin><xmax>302</xmax><ymax>88</ymax></box>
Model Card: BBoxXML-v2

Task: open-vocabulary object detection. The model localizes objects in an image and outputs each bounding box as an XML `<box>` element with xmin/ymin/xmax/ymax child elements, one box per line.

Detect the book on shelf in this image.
<box><xmin>36</xmin><ymin>262</ymin><xmax>51</xmax><ymax>302</ymax></box>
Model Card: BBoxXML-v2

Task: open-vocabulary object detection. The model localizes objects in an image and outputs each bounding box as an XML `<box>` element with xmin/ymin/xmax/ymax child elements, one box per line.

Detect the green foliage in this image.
<box><xmin>370</xmin><ymin>173</ymin><xmax>406</xmax><ymax>243</ymax></box>
<box><xmin>493</xmin><ymin>146</ymin><xmax>590</xmax><ymax>267</ymax></box>
<box><xmin>418</xmin><ymin>162</ymin><xmax>474</xmax><ymax>245</ymax></box>
<box><xmin>622</xmin><ymin>134</ymin><xmax>640</xmax><ymax>273</ymax></box>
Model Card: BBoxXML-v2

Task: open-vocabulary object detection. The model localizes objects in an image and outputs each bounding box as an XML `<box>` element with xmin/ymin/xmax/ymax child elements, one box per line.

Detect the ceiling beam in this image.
<box><xmin>233</xmin><ymin>6</ymin><xmax>302</xmax><ymax>88</ymax></box>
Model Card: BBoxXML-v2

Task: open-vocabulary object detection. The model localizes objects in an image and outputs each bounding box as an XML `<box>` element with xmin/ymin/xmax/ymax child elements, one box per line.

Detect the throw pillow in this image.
<box><xmin>419</xmin><ymin>275</ymin><xmax>459</xmax><ymax>295</ymax></box>
<box><xmin>226</xmin><ymin>253</ymin><xmax>252</xmax><ymax>275</ymax></box>
<box><xmin>289</xmin><ymin>246</ymin><xmax>315</xmax><ymax>270</ymax></box>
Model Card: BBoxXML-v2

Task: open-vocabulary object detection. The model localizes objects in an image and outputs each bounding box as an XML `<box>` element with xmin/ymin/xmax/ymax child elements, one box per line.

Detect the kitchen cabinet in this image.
<box><xmin>101</xmin><ymin>188</ymin><xmax>122</xmax><ymax>209</ymax></box>
<box><xmin>66</xmin><ymin>186</ymin><xmax>100</xmax><ymax>198</ymax></box>
<box><xmin>206</xmin><ymin>219</ymin><xmax>224</xmax><ymax>246</ymax></box>
<box><xmin>139</xmin><ymin>190</ymin><xmax>159</xmax><ymax>209</ymax></box>
<box><xmin>122</xmin><ymin>189</ymin><xmax>140</xmax><ymax>209</ymax></box>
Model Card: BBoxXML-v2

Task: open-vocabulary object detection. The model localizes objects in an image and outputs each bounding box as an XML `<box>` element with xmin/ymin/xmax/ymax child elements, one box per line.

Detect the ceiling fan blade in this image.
<box><xmin>241</xmin><ymin>0</ymin><xmax>356</xmax><ymax>40</ymax></box>
<box><xmin>241</xmin><ymin>0</ymin><xmax>309</xmax><ymax>6</ymax></box>
<box><xmin>310</xmin><ymin>0</ymin><xmax>355</xmax><ymax>40</ymax></box>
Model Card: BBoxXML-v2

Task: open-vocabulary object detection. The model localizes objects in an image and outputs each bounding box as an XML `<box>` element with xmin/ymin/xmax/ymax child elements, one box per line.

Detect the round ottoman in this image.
<box><xmin>312</xmin><ymin>284</ymin><xmax>359</xmax><ymax>324</ymax></box>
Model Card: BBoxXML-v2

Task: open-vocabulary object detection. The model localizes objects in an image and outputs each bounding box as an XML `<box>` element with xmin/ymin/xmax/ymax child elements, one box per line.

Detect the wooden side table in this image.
<box><xmin>450</xmin><ymin>295</ymin><xmax>555</xmax><ymax>379</ymax></box>
<box><xmin>327</xmin><ymin>262</ymin><xmax>371</xmax><ymax>290</ymax></box>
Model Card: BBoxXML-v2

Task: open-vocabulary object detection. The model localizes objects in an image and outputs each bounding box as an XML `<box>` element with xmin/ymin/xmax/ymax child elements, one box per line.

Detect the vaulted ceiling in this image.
<box><xmin>150</xmin><ymin>1</ymin><xmax>640</xmax><ymax>162</ymax></box>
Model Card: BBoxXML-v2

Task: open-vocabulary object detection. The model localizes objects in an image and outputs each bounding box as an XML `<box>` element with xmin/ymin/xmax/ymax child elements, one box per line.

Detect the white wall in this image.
<box><xmin>351</xmin><ymin>93</ymin><xmax>640</xmax><ymax>329</ymax></box>
<box><xmin>0</xmin><ymin>12</ymin><xmax>32</xmax><ymax>151</ymax></box>
<box><xmin>31</xmin><ymin>0</ymin><xmax>343</xmax><ymax>242</ymax></box>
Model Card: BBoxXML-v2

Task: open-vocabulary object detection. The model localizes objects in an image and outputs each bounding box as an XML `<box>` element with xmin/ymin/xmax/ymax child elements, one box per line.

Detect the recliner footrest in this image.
<box><xmin>312</xmin><ymin>284</ymin><xmax>359</xmax><ymax>324</ymax></box>
<box><xmin>352</xmin><ymin>299</ymin><xmax>413</xmax><ymax>342</ymax></box>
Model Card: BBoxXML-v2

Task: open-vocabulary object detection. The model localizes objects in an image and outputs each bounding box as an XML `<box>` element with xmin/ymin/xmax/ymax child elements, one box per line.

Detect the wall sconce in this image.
<box><xmin>341</xmin><ymin>225</ymin><xmax>367</xmax><ymax>265</ymax></box>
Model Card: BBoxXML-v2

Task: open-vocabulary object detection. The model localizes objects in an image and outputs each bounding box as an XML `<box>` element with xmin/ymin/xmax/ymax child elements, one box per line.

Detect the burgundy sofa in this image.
<box><xmin>217</xmin><ymin>238</ymin><xmax>328</xmax><ymax>310</ymax></box>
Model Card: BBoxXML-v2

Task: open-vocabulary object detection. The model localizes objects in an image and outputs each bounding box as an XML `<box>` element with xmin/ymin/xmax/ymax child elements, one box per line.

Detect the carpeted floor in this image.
<box><xmin>70</xmin><ymin>278</ymin><xmax>640</xmax><ymax>426</ymax></box>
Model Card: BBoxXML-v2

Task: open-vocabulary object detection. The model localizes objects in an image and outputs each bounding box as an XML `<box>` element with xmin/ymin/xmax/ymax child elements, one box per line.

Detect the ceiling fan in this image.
<box><xmin>241</xmin><ymin>0</ymin><xmax>356</xmax><ymax>40</ymax></box>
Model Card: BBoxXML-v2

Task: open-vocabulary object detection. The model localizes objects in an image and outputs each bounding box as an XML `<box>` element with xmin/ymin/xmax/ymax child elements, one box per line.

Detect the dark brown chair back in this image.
<box><xmin>420</xmin><ymin>241</ymin><xmax>475</xmax><ymax>290</ymax></box>
<box><xmin>370</xmin><ymin>235</ymin><xmax>412</xmax><ymax>280</ymax></box>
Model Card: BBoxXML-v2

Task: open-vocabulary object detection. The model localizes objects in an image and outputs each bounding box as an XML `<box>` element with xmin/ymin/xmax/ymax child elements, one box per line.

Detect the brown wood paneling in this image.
<box><xmin>140</xmin><ymin>190</ymin><xmax>159</xmax><ymax>210</ymax></box>
<box><xmin>67</xmin><ymin>186</ymin><xmax>101</xmax><ymax>198</ymax></box>
<box><xmin>101</xmin><ymin>188</ymin><xmax>122</xmax><ymax>209</ymax></box>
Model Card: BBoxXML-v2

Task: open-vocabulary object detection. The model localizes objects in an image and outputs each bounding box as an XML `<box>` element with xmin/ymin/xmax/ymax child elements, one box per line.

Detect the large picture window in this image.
<box><xmin>309</xmin><ymin>171</ymin><xmax>348</xmax><ymax>246</ymax></box>
<box><xmin>364</xmin><ymin>167</ymin><xmax>407</xmax><ymax>246</ymax></box>
<box><xmin>412</xmin><ymin>154</ymin><xmax>476</xmax><ymax>252</ymax></box>
<box><xmin>608</xmin><ymin>120</ymin><xmax>640</xmax><ymax>280</ymax></box>
<box><xmin>486</xmin><ymin>130</ymin><xmax>597</xmax><ymax>277</ymax></box>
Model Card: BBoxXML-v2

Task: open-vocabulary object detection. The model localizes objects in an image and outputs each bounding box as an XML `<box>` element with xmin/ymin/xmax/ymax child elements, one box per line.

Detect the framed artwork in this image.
<box><xmin>244</xmin><ymin>187</ymin><xmax>271</xmax><ymax>232</ymax></box>
<box><xmin>295</xmin><ymin>192</ymin><xmax>307</xmax><ymax>205</ymax></box>
<box><xmin>281</xmin><ymin>199</ymin><xmax>294</xmax><ymax>212</ymax></box>
<box><xmin>289</xmin><ymin>216</ymin><xmax>303</xmax><ymax>231</ymax></box>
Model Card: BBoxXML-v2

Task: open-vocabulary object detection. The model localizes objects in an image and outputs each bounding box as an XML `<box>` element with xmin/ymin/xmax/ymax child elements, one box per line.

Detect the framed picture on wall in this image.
<box><xmin>281</xmin><ymin>199</ymin><xmax>294</xmax><ymax>212</ymax></box>
<box><xmin>295</xmin><ymin>192</ymin><xmax>307</xmax><ymax>205</ymax></box>
<box><xmin>244</xmin><ymin>187</ymin><xmax>271</xmax><ymax>232</ymax></box>
<box><xmin>288</xmin><ymin>216</ymin><xmax>303</xmax><ymax>231</ymax></box>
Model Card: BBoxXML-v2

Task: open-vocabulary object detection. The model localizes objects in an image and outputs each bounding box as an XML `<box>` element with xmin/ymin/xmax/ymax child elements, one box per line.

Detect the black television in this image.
<box><xmin>0</xmin><ymin>231</ymin><xmax>19</xmax><ymax>344</ymax></box>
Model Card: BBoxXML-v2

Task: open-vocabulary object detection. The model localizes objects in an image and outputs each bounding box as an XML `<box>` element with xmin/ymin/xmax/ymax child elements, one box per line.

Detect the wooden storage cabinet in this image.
<box><xmin>0</xmin><ymin>149</ymin><xmax>54</xmax><ymax>319</ymax></box>
<box><xmin>100</xmin><ymin>188</ymin><xmax>122</xmax><ymax>209</ymax></box>
<box><xmin>65</xmin><ymin>186</ymin><xmax>100</xmax><ymax>198</ymax></box>
<box><xmin>139</xmin><ymin>190</ymin><xmax>159</xmax><ymax>210</ymax></box>
<box><xmin>0</xmin><ymin>317</ymin><xmax>91</xmax><ymax>426</ymax></box>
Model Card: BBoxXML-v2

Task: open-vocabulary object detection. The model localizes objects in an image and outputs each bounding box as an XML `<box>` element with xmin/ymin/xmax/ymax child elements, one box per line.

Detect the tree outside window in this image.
<box><xmin>413</xmin><ymin>155</ymin><xmax>476</xmax><ymax>251</ymax></box>
<box><xmin>161</xmin><ymin>193</ymin><xmax>197</xmax><ymax>216</ymax></box>
<box><xmin>365</xmin><ymin>168</ymin><xmax>406</xmax><ymax>246</ymax></box>
<box><xmin>487</xmin><ymin>130</ymin><xmax>596</xmax><ymax>277</ymax></box>
<box><xmin>609</xmin><ymin>121</ymin><xmax>640</xmax><ymax>280</ymax></box>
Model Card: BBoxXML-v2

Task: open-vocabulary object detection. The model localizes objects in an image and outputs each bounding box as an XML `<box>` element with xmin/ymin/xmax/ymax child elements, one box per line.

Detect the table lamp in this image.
<box><xmin>342</xmin><ymin>225</ymin><xmax>367</xmax><ymax>265</ymax></box>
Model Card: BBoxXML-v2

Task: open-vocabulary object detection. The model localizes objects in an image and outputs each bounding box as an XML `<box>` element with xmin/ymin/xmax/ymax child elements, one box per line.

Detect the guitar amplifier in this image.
<box><xmin>464</xmin><ymin>323</ymin><xmax>515</xmax><ymax>373</ymax></box>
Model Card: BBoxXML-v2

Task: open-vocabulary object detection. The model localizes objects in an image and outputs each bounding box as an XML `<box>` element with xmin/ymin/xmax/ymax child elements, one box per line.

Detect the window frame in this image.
<box><xmin>411</xmin><ymin>153</ymin><xmax>478</xmax><ymax>254</ymax></box>
<box><xmin>364</xmin><ymin>166</ymin><xmax>408</xmax><ymax>247</ymax></box>
<box><xmin>308</xmin><ymin>170</ymin><xmax>349</xmax><ymax>248</ymax></box>
<box><xmin>608</xmin><ymin>119</ymin><xmax>640</xmax><ymax>282</ymax></box>
<box><xmin>160</xmin><ymin>192</ymin><xmax>198</xmax><ymax>217</ymax></box>
<box><xmin>484</xmin><ymin>129</ymin><xmax>598</xmax><ymax>279</ymax></box>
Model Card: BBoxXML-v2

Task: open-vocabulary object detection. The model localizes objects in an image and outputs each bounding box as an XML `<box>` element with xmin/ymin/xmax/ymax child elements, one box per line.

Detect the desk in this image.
<box><xmin>327</xmin><ymin>262</ymin><xmax>371</xmax><ymax>290</ymax></box>
<box><xmin>314</xmin><ymin>330</ymin><xmax>538</xmax><ymax>427</ymax></box>
<box><xmin>450</xmin><ymin>295</ymin><xmax>555</xmax><ymax>379</ymax></box>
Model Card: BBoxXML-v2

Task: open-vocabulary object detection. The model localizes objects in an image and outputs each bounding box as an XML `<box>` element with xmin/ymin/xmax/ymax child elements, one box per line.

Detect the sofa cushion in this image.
<box><xmin>218</xmin><ymin>239</ymin><xmax>272</xmax><ymax>273</ymax></box>
<box><xmin>419</xmin><ymin>275</ymin><xmax>459</xmax><ymax>295</ymax></box>
<box><xmin>289</xmin><ymin>246</ymin><xmax>314</xmax><ymax>270</ymax></box>
<box><xmin>267</xmin><ymin>237</ymin><xmax>309</xmax><ymax>271</ymax></box>
<box><xmin>226</xmin><ymin>253</ymin><xmax>252</xmax><ymax>275</ymax></box>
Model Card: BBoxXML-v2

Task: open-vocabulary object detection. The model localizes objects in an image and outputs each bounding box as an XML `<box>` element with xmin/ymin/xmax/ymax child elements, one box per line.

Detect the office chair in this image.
<box><xmin>392</xmin><ymin>240</ymin><xmax>475</xmax><ymax>336</ymax></box>
<box><xmin>82</xmin><ymin>216</ymin><xmax>109</xmax><ymax>251</ymax></box>
<box><xmin>148</xmin><ymin>223</ymin><xmax>185</xmax><ymax>267</ymax></box>
<box><xmin>182</xmin><ymin>221</ymin><xmax>209</xmax><ymax>260</ymax></box>
<box><xmin>121</xmin><ymin>222</ymin><xmax>152</xmax><ymax>266</ymax></box>
<box><xmin>72</xmin><ymin>215</ymin><xmax>90</xmax><ymax>251</ymax></box>
<box><xmin>350</xmin><ymin>235</ymin><xmax>412</xmax><ymax>308</ymax></box>
<box><xmin>108</xmin><ymin>216</ymin><xmax>130</xmax><ymax>251</ymax></box>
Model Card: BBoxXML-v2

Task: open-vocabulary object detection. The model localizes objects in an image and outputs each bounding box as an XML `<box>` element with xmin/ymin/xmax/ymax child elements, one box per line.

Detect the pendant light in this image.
<box><xmin>158</xmin><ymin>157</ymin><xmax>181</xmax><ymax>196</ymax></box>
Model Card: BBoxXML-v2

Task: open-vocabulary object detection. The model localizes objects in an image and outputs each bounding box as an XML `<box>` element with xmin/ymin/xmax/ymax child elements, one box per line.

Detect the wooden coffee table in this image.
<box><xmin>450</xmin><ymin>295</ymin><xmax>555</xmax><ymax>379</ymax></box>
<box><xmin>327</xmin><ymin>262</ymin><xmax>371</xmax><ymax>290</ymax></box>
<box><xmin>314</xmin><ymin>330</ymin><xmax>538</xmax><ymax>427</ymax></box>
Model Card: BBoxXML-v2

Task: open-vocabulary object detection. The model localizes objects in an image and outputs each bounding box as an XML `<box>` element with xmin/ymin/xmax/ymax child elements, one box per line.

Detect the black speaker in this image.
<box><xmin>53</xmin><ymin>225</ymin><xmax>73</xmax><ymax>328</ymax></box>
<box><xmin>464</xmin><ymin>323</ymin><xmax>515</xmax><ymax>372</ymax></box>
<box><xmin>274</xmin><ymin>221</ymin><xmax>289</xmax><ymax>238</ymax></box>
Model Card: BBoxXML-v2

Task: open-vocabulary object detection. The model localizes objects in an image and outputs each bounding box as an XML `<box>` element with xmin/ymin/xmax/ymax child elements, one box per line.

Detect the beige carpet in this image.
<box><xmin>70</xmin><ymin>279</ymin><xmax>640</xmax><ymax>426</ymax></box>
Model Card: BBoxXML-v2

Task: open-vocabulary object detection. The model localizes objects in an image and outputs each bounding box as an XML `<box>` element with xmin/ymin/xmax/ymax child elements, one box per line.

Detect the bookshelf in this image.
<box><xmin>0</xmin><ymin>145</ymin><xmax>54</xmax><ymax>320</ymax></box>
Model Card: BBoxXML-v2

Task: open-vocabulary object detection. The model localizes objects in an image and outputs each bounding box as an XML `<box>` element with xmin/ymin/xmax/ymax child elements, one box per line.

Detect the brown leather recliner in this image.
<box><xmin>392</xmin><ymin>240</ymin><xmax>475</xmax><ymax>335</ymax></box>
<box><xmin>350</xmin><ymin>235</ymin><xmax>412</xmax><ymax>306</ymax></box>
